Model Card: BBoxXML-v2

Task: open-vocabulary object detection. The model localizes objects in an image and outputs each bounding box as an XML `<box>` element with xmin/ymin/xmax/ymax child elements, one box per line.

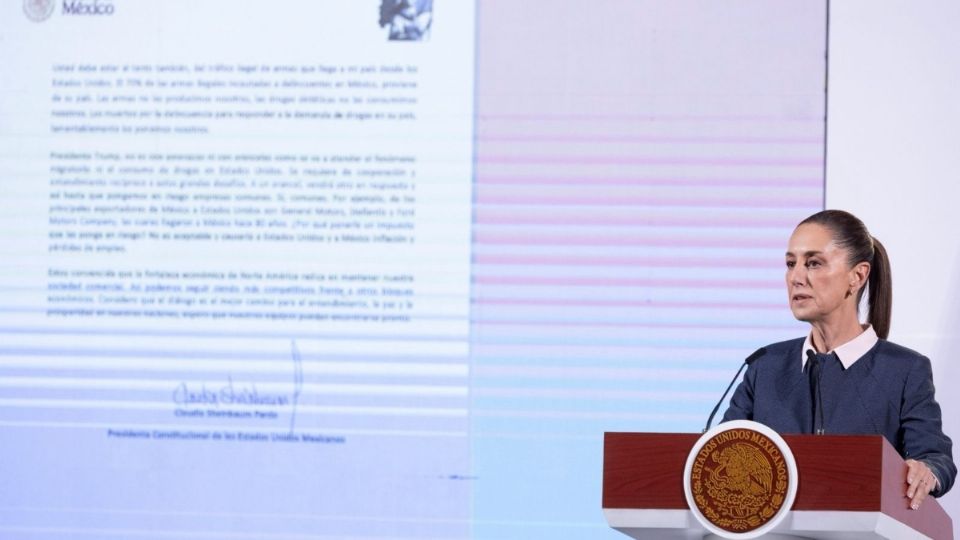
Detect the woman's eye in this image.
<box><xmin>806</xmin><ymin>260</ymin><xmax>821</xmax><ymax>268</ymax></box>
<box><xmin>785</xmin><ymin>261</ymin><xmax>795</xmax><ymax>268</ymax></box>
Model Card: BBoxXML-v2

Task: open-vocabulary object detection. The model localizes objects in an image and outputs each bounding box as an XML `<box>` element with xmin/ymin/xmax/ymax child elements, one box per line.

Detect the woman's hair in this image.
<box><xmin>798</xmin><ymin>209</ymin><xmax>893</xmax><ymax>339</ymax></box>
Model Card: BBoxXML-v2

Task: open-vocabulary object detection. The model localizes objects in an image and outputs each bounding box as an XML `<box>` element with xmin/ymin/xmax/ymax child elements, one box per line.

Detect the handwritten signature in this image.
<box><xmin>172</xmin><ymin>377</ymin><xmax>290</xmax><ymax>407</ymax></box>
<box><xmin>171</xmin><ymin>339</ymin><xmax>306</xmax><ymax>433</ymax></box>
<box><xmin>289</xmin><ymin>339</ymin><xmax>304</xmax><ymax>433</ymax></box>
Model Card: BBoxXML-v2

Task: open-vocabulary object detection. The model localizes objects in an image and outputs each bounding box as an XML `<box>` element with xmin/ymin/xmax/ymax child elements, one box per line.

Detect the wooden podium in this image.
<box><xmin>603</xmin><ymin>433</ymin><xmax>953</xmax><ymax>539</ymax></box>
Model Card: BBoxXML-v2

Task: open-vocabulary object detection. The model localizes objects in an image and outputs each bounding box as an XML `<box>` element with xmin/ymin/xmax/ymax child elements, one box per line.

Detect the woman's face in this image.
<box><xmin>785</xmin><ymin>223</ymin><xmax>868</xmax><ymax>325</ymax></box>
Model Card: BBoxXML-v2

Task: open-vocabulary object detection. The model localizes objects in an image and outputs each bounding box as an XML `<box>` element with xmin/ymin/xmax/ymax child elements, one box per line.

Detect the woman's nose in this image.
<box><xmin>787</xmin><ymin>264</ymin><xmax>805</xmax><ymax>284</ymax></box>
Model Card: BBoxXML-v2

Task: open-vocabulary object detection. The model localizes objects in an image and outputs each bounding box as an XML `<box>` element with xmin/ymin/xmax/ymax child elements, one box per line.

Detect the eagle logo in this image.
<box><xmin>687</xmin><ymin>425</ymin><xmax>793</xmax><ymax>535</ymax></box>
<box><xmin>705</xmin><ymin>442</ymin><xmax>773</xmax><ymax>516</ymax></box>
<box><xmin>23</xmin><ymin>0</ymin><xmax>55</xmax><ymax>22</ymax></box>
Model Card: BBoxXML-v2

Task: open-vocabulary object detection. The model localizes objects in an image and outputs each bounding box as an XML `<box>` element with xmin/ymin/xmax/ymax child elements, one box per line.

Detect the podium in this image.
<box><xmin>603</xmin><ymin>432</ymin><xmax>953</xmax><ymax>539</ymax></box>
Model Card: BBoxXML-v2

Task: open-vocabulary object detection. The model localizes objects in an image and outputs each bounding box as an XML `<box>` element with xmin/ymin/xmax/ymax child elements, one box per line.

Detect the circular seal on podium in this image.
<box><xmin>684</xmin><ymin>420</ymin><xmax>799</xmax><ymax>539</ymax></box>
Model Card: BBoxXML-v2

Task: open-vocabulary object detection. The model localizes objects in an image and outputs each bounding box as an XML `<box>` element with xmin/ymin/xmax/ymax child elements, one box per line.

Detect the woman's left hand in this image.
<box><xmin>905</xmin><ymin>459</ymin><xmax>938</xmax><ymax>510</ymax></box>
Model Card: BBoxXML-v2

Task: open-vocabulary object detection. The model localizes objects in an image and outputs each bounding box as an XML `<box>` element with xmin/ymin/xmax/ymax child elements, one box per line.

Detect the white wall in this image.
<box><xmin>827</xmin><ymin>0</ymin><xmax>960</xmax><ymax>527</ymax></box>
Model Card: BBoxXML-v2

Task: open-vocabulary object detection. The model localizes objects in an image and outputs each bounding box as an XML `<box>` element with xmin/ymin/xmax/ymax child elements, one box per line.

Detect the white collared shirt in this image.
<box><xmin>800</xmin><ymin>324</ymin><xmax>879</xmax><ymax>371</ymax></box>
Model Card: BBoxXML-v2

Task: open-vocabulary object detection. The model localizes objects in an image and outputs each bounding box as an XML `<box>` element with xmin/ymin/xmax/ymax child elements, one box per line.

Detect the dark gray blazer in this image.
<box><xmin>722</xmin><ymin>337</ymin><xmax>956</xmax><ymax>496</ymax></box>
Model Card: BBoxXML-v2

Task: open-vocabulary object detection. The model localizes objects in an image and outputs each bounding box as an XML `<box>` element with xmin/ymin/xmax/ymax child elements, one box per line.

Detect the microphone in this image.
<box><xmin>806</xmin><ymin>349</ymin><xmax>826</xmax><ymax>435</ymax></box>
<box><xmin>703</xmin><ymin>347</ymin><xmax>767</xmax><ymax>433</ymax></box>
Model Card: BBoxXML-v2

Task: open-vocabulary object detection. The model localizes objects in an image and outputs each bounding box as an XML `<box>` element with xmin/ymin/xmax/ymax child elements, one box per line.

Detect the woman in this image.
<box><xmin>723</xmin><ymin>209</ymin><xmax>955</xmax><ymax>510</ymax></box>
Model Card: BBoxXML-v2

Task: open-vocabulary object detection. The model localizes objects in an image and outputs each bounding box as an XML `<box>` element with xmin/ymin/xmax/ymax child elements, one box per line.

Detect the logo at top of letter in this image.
<box><xmin>684</xmin><ymin>420</ymin><xmax>798</xmax><ymax>539</ymax></box>
<box><xmin>23</xmin><ymin>0</ymin><xmax>55</xmax><ymax>22</ymax></box>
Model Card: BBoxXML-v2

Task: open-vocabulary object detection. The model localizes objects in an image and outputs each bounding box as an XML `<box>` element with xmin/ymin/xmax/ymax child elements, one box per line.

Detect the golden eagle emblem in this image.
<box><xmin>709</xmin><ymin>442</ymin><xmax>773</xmax><ymax>499</ymax></box>
<box><xmin>688</xmin><ymin>428</ymin><xmax>790</xmax><ymax>533</ymax></box>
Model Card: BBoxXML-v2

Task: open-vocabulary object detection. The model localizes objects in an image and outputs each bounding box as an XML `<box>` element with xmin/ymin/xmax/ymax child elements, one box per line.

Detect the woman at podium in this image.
<box><xmin>723</xmin><ymin>209</ymin><xmax>956</xmax><ymax>510</ymax></box>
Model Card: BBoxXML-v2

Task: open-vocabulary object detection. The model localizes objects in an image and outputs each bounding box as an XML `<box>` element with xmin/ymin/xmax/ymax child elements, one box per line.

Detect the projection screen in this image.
<box><xmin>0</xmin><ymin>1</ymin><xmax>826</xmax><ymax>538</ymax></box>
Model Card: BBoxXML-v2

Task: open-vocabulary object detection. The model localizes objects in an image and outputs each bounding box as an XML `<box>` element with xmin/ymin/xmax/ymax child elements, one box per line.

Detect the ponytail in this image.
<box><xmin>799</xmin><ymin>210</ymin><xmax>893</xmax><ymax>338</ymax></box>
<box><xmin>867</xmin><ymin>236</ymin><xmax>892</xmax><ymax>339</ymax></box>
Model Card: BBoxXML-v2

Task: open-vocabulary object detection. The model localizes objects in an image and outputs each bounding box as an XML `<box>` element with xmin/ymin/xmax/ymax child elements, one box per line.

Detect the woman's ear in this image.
<box><xmin>850</xmin><ymin>261</ymin><xmax>871</xmax><ymax>293</ymax></box>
